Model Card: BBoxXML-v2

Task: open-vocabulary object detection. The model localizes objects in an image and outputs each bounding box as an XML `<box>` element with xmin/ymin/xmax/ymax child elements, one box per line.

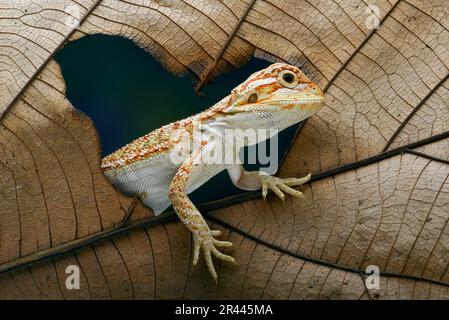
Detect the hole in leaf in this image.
<box><xmin>55</xmin><ymin>34</ymin><xmax>299</xmax><ymax>206</ymax></box>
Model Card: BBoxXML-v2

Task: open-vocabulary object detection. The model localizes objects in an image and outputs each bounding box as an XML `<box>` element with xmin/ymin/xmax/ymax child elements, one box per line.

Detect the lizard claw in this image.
<box><xmin>192</xmin><ymin>231</ymin><xmax>235</xmax><ymax>281</ymax></box>
<box><xmin>260</xmin><ymin>173</ymin><xmax>311</xmax><ymax>201</ymax></box>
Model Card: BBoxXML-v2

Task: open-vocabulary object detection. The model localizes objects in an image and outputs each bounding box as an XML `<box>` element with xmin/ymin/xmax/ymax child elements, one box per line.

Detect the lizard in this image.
<box><xmin>101</xmin><ymin>63</ymin><xmax>325</xmax><ymax>281</ymax></box>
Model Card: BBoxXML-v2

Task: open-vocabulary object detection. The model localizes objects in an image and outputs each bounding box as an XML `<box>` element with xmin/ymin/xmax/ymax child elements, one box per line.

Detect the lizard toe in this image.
<box><xmin>283</xmin><ymin>173</ymin><xmax>312</xmax><ymax>186</ymax></box>
<box><xmin>267</xmin><ymin>181</ymin><xmax>285</xmax><ymax>201</ymax></box>
<box><xmin>277</xmin><ymin>183</ymin><xmax>305</xmax><ymax>198</ymax></box>
<box><xmin>261</xmin><ymin>181</ymin><xmax>268</xmax><ymax>200</ymax></box>
<box><xmin>203</xmin><ymin>245</ymin><xmax>218</xmax><ymax>281</ymax></box>
<box><xmin>210</xmin><ymin>230</ymin><xmax>222</xmax><ymax>237</ymax></box>
<box><xmin>211</xmin><ymin>245</ymin><xmax>235</xmax><ymax>263</ymax></box>
<box><xmin>192</xmin><ymin>234</ymin><xmax>201</xmax><ymax>266</ymax></box>
<box><xmin>213</xmin><ymin>239</ymin><xmax>233</xmax><ymax>248</ymax></box>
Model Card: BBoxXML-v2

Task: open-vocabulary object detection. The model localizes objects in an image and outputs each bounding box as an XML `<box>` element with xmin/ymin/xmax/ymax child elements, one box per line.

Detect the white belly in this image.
<box><xmin>104</xmin><ymin>152</ymin><xmax>227</xmax><ymax>215</ymax></box>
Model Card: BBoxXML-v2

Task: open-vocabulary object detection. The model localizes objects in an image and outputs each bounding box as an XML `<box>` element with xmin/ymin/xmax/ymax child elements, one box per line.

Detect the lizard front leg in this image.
<box><xmin>169</xmin><ymin>146</ymin><xmax>235</xmax><ymax>281</ymax></box>
<box><xmin>227</xmin><ymin>164</ymin><xmax>311</xmax><ymax>201</ymax></box>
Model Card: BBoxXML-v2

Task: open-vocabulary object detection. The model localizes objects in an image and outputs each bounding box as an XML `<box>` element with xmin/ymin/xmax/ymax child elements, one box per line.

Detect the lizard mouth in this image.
<box><xmin>259</xmin><ymin>93</ymin><xmax>325</xmax><ymax>107</ymax></box>
<box><xmin>262</xmin><ymin>91</ymin><xmax>325</xmax><ymax>112</ymax></box>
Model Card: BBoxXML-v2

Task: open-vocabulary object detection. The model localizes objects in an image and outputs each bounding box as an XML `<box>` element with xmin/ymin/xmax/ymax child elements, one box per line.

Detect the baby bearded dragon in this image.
<box><xmin>101</xmin><ymin>63</ymin><xmax>325</xmax><ymax>281</ymax></box>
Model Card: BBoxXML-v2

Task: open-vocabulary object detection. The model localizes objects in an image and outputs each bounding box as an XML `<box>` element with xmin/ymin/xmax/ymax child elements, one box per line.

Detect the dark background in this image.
<box><xmin>55</xmin><ymin>34</ymin><xmax>298</xmax><ymax>205</ymax></box>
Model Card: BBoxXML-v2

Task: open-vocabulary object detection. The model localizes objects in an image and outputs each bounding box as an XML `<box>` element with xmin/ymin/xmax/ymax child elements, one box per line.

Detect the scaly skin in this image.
<box><xmin>101</xmin><ymin>63</ymin><xmax>325</xmax><ymax>281</ymax></box>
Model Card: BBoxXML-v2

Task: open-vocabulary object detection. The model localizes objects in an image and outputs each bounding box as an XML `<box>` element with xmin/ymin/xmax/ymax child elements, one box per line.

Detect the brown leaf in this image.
<box><xmin>1</xmin><ymin>0</ymin><xmax>449</xmax><ymax>299</ymax></box>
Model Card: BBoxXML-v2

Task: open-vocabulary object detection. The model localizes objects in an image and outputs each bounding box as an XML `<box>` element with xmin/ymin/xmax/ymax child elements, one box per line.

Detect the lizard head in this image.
<box><xmin>222</xmin><ymin>63</ymin><xmax>325</xmax><ymax>130</ymax></box>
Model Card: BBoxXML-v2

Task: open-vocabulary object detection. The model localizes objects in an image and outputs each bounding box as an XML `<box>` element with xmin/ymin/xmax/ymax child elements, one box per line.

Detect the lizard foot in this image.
<box><xmin>192</xmin><ymin>230</ymin><xmax>235</xmax><ymax>281</ymax></box>
<box><xmin>260</xmin><ymin>173</ymin><xmax>311</xmax><ymax>201</ymax></box>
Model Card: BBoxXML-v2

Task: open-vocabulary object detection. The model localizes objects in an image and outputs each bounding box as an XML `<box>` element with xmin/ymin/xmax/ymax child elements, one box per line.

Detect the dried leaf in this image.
<box><xmin>0</xmin><ymin>0</ymin><xmax>448</xmax><ymax>299</ymax></box>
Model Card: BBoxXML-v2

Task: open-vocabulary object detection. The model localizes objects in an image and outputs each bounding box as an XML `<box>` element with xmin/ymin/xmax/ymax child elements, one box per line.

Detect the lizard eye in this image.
<box><xmin>278</xmin><ymin>70</ymin><xmax>298</xmax><ymax>88</ymax></box>
<box><xmin>247</xmin><ymin>93</ymin><xmax>258</xmax><ymax>104</ymax></box>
